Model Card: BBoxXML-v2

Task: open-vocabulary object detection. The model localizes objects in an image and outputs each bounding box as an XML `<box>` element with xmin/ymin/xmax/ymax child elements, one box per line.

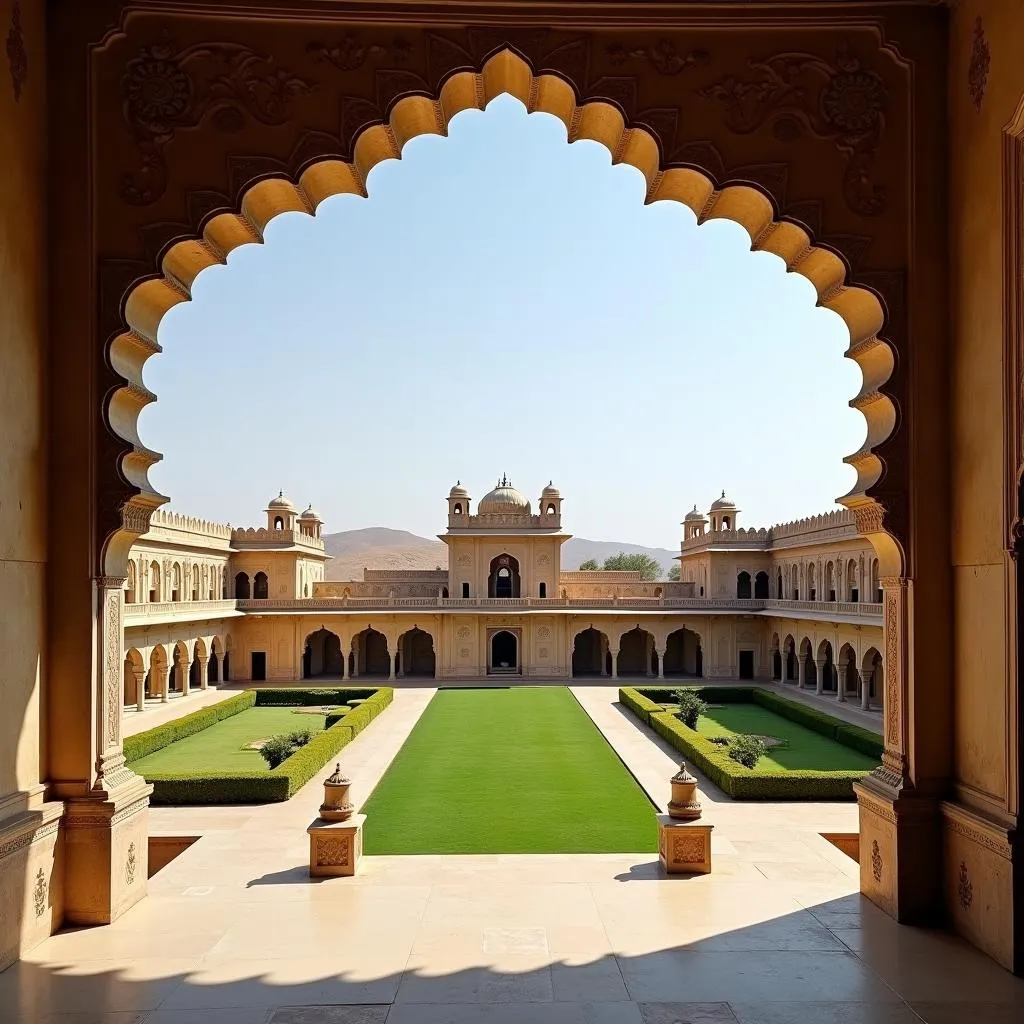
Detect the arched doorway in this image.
<box><xmin>234</xmin><ymin>572</ymin><xmax>250</xmax><ymax>599</ymax></box>
<box><xmin>862</xmin><ymin>647</ymin><xmax>883</xmax><ymax>708</ymax></box>
<box><xmin>149</xmin><ymin>646</ymin><xmax>167</xmax><ymax>701</ymax></box>
<box><xmin>304</xmin><ymin>628</ymin><xmax>344</xmax><ymax>678</ymax></box>
<box><xmin>123</xmin><ymin>649</ymin><xmax>144</xmax><ymax>708</ymax></box>
<box><xmin>770</xmin><ymin>632</ymin><xmax>782</xmax><ymax>680</ymax></box>
<box><xmin>663</xmin><ymin>628</ymin><xmax>701</xmax><ymax>677</ymax></box>
<box><xmin>351</xmin><ymin>628</ymin><xmax>389</xmax><ymax>677</ymax></box>
<box><xmin>784</xmin><ymin>635</ymin><xmax>798</xmax><ymax>682</ymax></box>
<box><xmin>754</xmin><ymin>571</ymin><xmax>769</xmax><ymax>599</ymax></box>
<box><xmin>839</xmin><ymin>643</ymin><xmax>858</xmax><ymax>700</ymax></box>
<box><xmin>190</xmin><ymin>638</ymin><xmax>208</xmax><ymax>690</ymax></box>
<box><xmin>572</xmin><ymin>628</ymin><xmax>607</xmax><ymax>678</ymax></box>
<box><xmin>618</xmin><ymin>627</ymin><xmax>656</xmax><ymax>678</ymax></box>
<box><xmin>253</xmin><ymin>571</ymin><xmax>269</xmax><ymax>599</ymax></box>
<box><xmin>489</xmin><ymin>630</ymin><xmax>519</xmax><ymax>674</ymax></box>
<box><xmin>817</xmin><ymin>639</ymin><xmax>836</xmax><ymax>692</ymax></box>
<box><xmin>800</xmin><ymin>637</ymin><xmax>816</xmax><ymax>689</ymax></box>
<box><xmin>209</xmin><ymin>636</ymin><xmax>223</xmax><ymax>684</ymax></box>
<box><xmin>736</xmin><ymin>571</ymin><xmax>752</xmax><ymax>599</ymax></box>
<box><xmin>488</xmin><ymin>554</ymin><xmax>521</xmax><ymax>598</ymax></box>
<box><xmin>399</xmin><ymin>628</ymin><xmax>436</xmax><ymax>678</ymax></box>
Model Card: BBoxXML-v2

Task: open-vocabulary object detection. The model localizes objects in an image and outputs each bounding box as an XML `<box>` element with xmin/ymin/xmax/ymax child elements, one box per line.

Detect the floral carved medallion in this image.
<box><xmin>5</xmin><ymin>0</ymin><xmax>26</xmax><ymax>101</ymax></box>
<box><xmin>32</xmin><ymin>868</ymin><xmax>46</xmax><ymax>917</ymax></box>
<box><xmin>968</xmin><ymin>18</ymin><xmax>991</xmax><ymax>113</ymax></box>
<box><xmin>317</xmin><ymin>836</ymin><xmax>351</xmax><ymax>867</ymax></box>
<box><xmin>871</xmin><ymin>839</ymin><xmax>883</xmax><ymax>883</ymax></box>
<box><xmin>958</xmin><ymin>861</ymin><xmax>973</xmax><ymax>910</ymax></box>
<box><xmin>672</xmin><ymin>835</ymin><xmax>705</xmax><ymax>863</ymax></box>
<box><xmin>120</xmin><ymin>35</ymin><xmax>312</xmax><ymax>204</ymax></box>
<box><xmin>698</xmin><ymin>49</ymin><xmax>888</xmax><ymax>216</ymax></box>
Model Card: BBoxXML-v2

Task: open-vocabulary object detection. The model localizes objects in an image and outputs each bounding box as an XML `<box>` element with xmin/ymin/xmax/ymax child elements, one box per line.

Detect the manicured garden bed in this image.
<box><xmin>126</xmin><ymin>687</ymin><xmax>393</xmax><ymax>804</ymax></box>
<box><xmin>619</xmin><ymin>685</ymin><xmax>881</xmax><ymax>800</ymax></box>
<box><xmin>362</xmin><ymin>687</ymin><xmax>657</xmax><ymax>854</ymax></box>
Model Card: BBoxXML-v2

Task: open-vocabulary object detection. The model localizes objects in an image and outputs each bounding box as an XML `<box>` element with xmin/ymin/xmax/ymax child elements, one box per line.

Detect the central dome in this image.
<box><xmin>478</xmin><ymin>475</ymin><xmax>532</xmax><ymax>515</ymax></box>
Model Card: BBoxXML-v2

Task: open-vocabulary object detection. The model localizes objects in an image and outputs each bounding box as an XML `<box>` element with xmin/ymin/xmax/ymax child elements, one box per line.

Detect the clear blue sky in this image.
<box><xmin>147</xmin><ymin>94</ymin><xmax>863</xmax><ymax>550</ymax></box>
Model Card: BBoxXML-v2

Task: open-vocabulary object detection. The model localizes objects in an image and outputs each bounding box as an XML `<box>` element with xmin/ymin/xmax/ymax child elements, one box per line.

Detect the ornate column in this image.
<box><xmin>610</xmin><ymin>648</ymin><xmax>619</xmax><ymax>680</ymax></box>
<box><xmin>797</xmin><ymin>655</ymin><xmax>806</xmax><ymax>689</ymax></box>
<box><xmin>600</xmin><ymin>634</ymin><xmax>609</xmax><ymax>677</ymax></box>
<box><xmin>134</xmin><ymin>668</ymin><xmax>145</xmax><ymax>712</ymax></box>
<box><xmin>837</xmin><ymin>670</ymin><xmax>847</xmax><ymax>702</ymax></box>
<box><xmin>859</xmin><ymin>668</ymin><xmax>872</xmax><ymax>710</ymax></box>
<box><xmin>198</xmin><ymin>653</ymin><xmax>208</xmax><ymax>691</ymax></box>
<box><xmin>389</xmin><ymin>649</ymin><xmax>397</xmax><ymax>682</ymax></box>
<box><xmin>180</xmin><ymin>653</ymin><xmax>190</xmax><ymax>697</ymax></box>
<box><xmin>657</xmin><ymin>646</ymin><xmax>667</xmax><ymax>680</ymax></box>
<box><xmin>341</xmin><ymin>638</ymin><xmax>350</xmax><ymax>680</ymax></box>
<box><xmin>58</xmin><ymin>578</ymin><xmax>153</xmax><ymax>927</ymax></box>
<box><xmin>815</xmin><ymin>658</ymin><xmax>826</xmax><ymax>695</ymax></box>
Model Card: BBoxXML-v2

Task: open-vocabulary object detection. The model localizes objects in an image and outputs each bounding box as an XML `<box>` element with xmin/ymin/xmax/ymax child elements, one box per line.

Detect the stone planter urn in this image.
<box><xmin>667</xmin><ymin>763</ymin><xmax>702</xmax><ymax>820</ymax></box>
<box><xmin>319</xmin><ymin>763</ymin><xmax>354</xmax><ymax>822</ymax></box>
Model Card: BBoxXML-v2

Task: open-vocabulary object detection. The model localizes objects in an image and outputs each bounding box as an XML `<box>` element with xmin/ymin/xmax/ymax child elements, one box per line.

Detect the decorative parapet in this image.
<box><xmin>144</xmin><ymin>508</ymin><xmax>233</xmax><ymax>542</ymax></box>
<box><xmin>230</xmin><ymin>526</ymin><xmax>325</xmax><ymax>552</ymax></box>
<box><xmin>448</xmin><ymin>513</ymin><xmax>561</xmax><ymax>530</ymax></box>
<box><xmin>124</xmin><ymin>598</ymin><xmax>242</xmax><ymax>623</ymax></box>
<box><xmin>681</xmin><ymin>509</ymin><xmax>860</xmax><ymax>553</ymax></box>
<box><xmin>559</xmin><ymin>570</ymin><xmax>644</xmax><ymax>582</ymax></box>
<box><xmin>362</xmin><ymin>569</ymin><xmax>448</xmax><ymax>581</ymax></box>
<box><xmin>314</xmin><ymin>581</ymin><xmax>442</xmax><ymax>599</ymax></box>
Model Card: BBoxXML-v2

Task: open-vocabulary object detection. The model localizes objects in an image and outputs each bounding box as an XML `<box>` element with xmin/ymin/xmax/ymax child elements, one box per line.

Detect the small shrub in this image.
<box><xmin>259</xmin><ymin>735</ymin><xmax>296</xmax><ymax>769</ymax></box>
<box><xmin>673</xmin><ymin>689</ymin><xmax>708</xmax><ymax>729</ymax></box>
<box><xmin>729</xmin><ymin>734</ymin><xmax>767</xmax><ymax>769</ymax></box>
<box><xmin>285</xmin><ymin>729</ymin><xmax>312</xmax><ymax>747</ymax></box>
<box><xmin>708</xmin><ymin>736</ymin><xmax>731</xmax><ymax>746</ymax></box>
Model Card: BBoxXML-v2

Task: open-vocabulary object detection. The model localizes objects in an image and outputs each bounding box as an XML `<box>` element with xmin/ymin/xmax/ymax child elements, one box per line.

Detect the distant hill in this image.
<box><xmin>323</xmin><ymin>528</ymin><xmax>677</xmax><ymax>581</ymax></box>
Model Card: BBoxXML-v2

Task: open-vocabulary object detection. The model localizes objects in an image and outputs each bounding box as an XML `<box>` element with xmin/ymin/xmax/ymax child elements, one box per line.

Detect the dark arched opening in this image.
<box><xmin>737</xmin><ymin>571</ymin><xmax>752</xmax><ymax>599</ymax></box>
<box><xmin>618</xmin><ymin>627</ymin><xmax>655</xmax><ymax>678</ymax></box>
<box><xmin>664</xmin><ymin>628</ymin><xmax>701</xmax><ymax>677</ymax></box>
<box><xmin>253</xmin><ymin>571</ymin><xmax>269</xmax><ymax>599</ymax></box>
<box><xmin>353</xmin><ymin>628</ymin><xmax>389</xmax><ymax>677</ymax></box>
<box><xmin>754</xmin><ymin>571</ymin><xmax>769</xmax><ymax>599</ymax></box>
<box><xmin>488</xmin><ymin>554</ymin><xmax>521</xmax><ymax>598</ymax></box>
<box><xmin>234</xmin><ymin>572</ymin><xmax>250</xmax><ymax>599</ymax></box>
<box><xmin>304</xmin><ymin>628</ymin><xmax>343</xmax><ymax>678</ymax></box>
<box><xmin>490</xmin><ymin>630</ymin><xmax>518</xmax><ymax>674</ymax></box>
<box><xmin>400</xmin><ymin>628</ymin><xmax>436</xmax><ymax>678</ymax></box>
<box><xmin>572</xmin><ymin>628</ymin><xmax>606</xmax><ymax>677</ymax></box>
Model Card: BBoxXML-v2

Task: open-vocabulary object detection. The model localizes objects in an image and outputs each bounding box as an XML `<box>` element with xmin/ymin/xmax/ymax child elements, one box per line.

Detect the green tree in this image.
<box><xmin>666</xmin><ymin>564</ymin><xmax>681</xmax><ymax>582</ymax></box>
<box><xmin>601</xmin><ymin>551</ymin><xmax>663</xmax><ymax>581</ymax></box>
<box><xmin>578</xmin><ymin>558</ymin><xmax>600</xmax><ymax>571</ymax></box>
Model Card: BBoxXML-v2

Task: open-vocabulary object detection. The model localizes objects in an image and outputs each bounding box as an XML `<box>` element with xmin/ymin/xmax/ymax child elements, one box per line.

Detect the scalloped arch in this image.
<box><xmin>106</xmin><ymin>48</ymin><xmax>898</xmax><ymax>574</ymax></box>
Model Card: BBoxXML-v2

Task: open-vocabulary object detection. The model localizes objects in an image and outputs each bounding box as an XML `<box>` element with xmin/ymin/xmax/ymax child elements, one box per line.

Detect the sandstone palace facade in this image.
<box><xmin>121</xmin><ymin>480</ymin><xmax>884</xmax><ymax>709</ymax></box>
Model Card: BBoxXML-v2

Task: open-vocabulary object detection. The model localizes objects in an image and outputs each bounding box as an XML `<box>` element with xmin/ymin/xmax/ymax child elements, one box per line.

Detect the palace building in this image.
<box><xmin>122</xmin><ymin>478</ymin><xmax>883</xmax><ymax>709</ymax></box>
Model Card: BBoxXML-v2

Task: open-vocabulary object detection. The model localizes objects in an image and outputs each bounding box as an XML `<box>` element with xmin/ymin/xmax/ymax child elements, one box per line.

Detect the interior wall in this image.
<box><xmin>949</xmin><ymin>0</ymin><xmax>1024</xmax><ymax>972</ymax></box>
<box><xmin>0</xmin><ymin>0</ymin><xmax>47</xmax><ymax>817</ymax></box>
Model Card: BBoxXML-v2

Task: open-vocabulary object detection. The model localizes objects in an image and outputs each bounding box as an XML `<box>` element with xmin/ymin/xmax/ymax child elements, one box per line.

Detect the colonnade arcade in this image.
<box><xmin>302</xmin><ymin>626</ymin><xmax>437</xmax><ymax>680</ymax></box>
<box><xmin>571</xmin><ymin>626</ymin><xmax>703</xmax><ymax>679</ymax></box>
<box><xmin>771</xmin><ymin>632</ymin><xmax>882</xmax><ymax>710</ymax></box>
<box><xmin>122</xmin><ymin>634</ymin><xmax>231</xmax><ymax>711</ymax></box>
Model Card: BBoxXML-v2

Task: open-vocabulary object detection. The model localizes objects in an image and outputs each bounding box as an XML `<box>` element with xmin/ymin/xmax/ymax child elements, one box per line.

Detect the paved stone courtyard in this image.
<box><xmin>7</xmin><ymin>686</ymin><xmax>1024</xmax><ymax>1023</ymax></box>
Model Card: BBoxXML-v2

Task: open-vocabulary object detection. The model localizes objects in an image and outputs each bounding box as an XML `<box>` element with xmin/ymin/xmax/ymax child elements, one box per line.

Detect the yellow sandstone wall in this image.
<box><xmin>949</xmin><ymin>0</ymin><xmax>1024</xmax><ymax>972</ymax></box>
<box><xmin>0</xmin><ymin>0</ymin><xmax>62</xmax><ymax>969</ymax></box>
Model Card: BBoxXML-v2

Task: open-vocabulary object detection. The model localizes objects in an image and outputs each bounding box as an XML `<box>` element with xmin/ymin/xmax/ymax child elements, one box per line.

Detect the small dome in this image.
<box><xmin>684</xmin><ymin>504</ymin><xmax>706</xmax><ymax>522</ymax></box>
<box><xmin>478</xmin><ymin>475</ymin><xmax>531</xmax><ymax>514</ymax></box>
<box><xmin>299</xmin><ymin>504</ymin><xmax>321</xmax><ymax>521</ymax></box>
<box><xmin>541</xmin><ymin>480</ymin><xmax>560</xmax><ymax>496</ymax></box>
<box><xmin>267</xmin><ymin>490</ymin><xmax>295</xmax><ymax>511</ymax></box>
<box><xmin>449</xmin><ymin>480</ymin><xmax>470</xmax><ymax>498</ymax></box>
<box><xmin>710</xmin><ymin>490</ymin><xmax>736</xmax><ymax>511</ymax></box>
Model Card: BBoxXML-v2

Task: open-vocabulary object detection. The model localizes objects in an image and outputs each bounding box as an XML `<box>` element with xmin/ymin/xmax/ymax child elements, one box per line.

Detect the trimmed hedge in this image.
<box><xmin>631</xmin><ymin>685</ymin><xmax>883</xmax><ymax>761</ymax></box>
<box><xmin>123</xmin><ymin>691</ymin><xmax>256</xmax><ymax>762</ymax></box>
<box><xmin>253</xmin><ymin>687</ymin><xmax>380</xmax><ymax>707</ymax></box>
<box><xmin>620</xmin><ymin>685</ymin><xmax>878</xmax><ymax>800</ymax></box>
<box><xmin>132</xmin><ymin>687</ymin><xmax>394</xmax><ymax>805</ymax></box>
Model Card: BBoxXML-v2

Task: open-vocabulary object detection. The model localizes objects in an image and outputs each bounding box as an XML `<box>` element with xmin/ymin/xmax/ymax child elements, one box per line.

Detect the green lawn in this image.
<box><xmin>362</xmin><ymin>687</ymin><xmax>658</xmax><ymax>854</ymax></box>
<box><xmin>691</xmin><ymin>704</ymin><xmax>877</xmax><ymax>772</ymax></box>
<box><xmin>130</xmin><ymin>707</ymin><xmax>328</xmax><ymax>774</ymax></box>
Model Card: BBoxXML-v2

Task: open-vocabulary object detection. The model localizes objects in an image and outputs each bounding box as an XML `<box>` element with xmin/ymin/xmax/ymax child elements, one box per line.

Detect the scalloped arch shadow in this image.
<box><xmin>106</xmin><ymin>48</ymin><xmax>898</xmax><ymax>574</ymax></box>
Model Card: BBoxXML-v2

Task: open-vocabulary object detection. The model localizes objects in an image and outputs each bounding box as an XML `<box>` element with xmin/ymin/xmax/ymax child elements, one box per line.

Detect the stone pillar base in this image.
<box><xmin>62</xmin><ymin>775</ymin><xmax>152</xmax><ymax>926</ymax></box>
<box><xmin>0</xmin><ymin>801</ymin><xmax>65</xmax><ymax>970</ymax></box>
<box><xmin>308</xmin><ymin>813</ymin><xmax>365</xmax><ymax>877</ymax></box>
<box><xmin>854</xmin><ymin>774</ymin><xmax>941</xmax><ymax>925</ymax></box>
<box><xmin>657</xmin><ymin>814</ymin><xmax>713</xmax><ymax>874</ymax></box>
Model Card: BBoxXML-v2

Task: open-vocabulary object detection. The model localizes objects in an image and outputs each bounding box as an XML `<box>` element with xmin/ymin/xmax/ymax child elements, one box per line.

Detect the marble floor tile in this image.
<box><xmin>638</xmin><ymin>1004</ymin><xmax>739</xmax><ymax>1024</ymax></box>
<box><xmin>728</xmin><ymin>1002</ymin><xmax>923</xmax><ymax>1024</ymax></box>
<box><xmin>550</xmin><ymin>958</ymin><xmax>629</xmax><ymax>1002</ymax></box>
<box><xmin>386</xmin><ymin>1002</ymin><xmax>645</xmax><ymax>1023</ymax></box>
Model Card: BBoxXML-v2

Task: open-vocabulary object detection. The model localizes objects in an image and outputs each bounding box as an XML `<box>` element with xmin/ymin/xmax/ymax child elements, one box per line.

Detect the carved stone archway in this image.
<box><xmin>44</xmin><ymin>1</ymin><xmax>949</xmax><ymax>948</ymax></box>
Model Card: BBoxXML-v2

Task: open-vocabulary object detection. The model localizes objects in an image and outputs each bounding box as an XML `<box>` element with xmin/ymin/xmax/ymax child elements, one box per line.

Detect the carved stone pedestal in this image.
<box><xmin>308</xmin><ymin>813</ymin><xmax>365</xmax><ymax>878</ymax></box>
<box><xmin>657</xmin><ymin>814</ymin><xmax>713</xmax><ymax>874</ymax></box>
<box><xmin>62</xmin><ymin>775</ymin><xmax>152</xmax><ymax>926</ymax></box>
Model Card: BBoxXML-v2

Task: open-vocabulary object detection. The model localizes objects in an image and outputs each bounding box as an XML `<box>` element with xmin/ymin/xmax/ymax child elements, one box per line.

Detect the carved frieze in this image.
<box><xmin>6</xmin><ymin>0</ymin><xmax>26</xmax><ymax>101</ymax></box>
<box><xmin>871</xmin><ymin>839</ymin><xmax>883</xmax><ymax>882</ymax></box>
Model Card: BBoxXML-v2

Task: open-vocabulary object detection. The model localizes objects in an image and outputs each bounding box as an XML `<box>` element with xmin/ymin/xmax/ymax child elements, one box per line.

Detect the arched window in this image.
<box><xmin>304</xmin><ymin>583</ymin><xmax>309</xmax><ymax>597</ymax></box>
<box><xmin>234</xmin><ymin>572</ymin><xmax>250</xmax><ymax>600</ymax></box>
<box><xmin>149</xmin><ymin>561</ymin><xmax>161</xmax><ymax>602</ymax></box>
<box><xmin>488</xmin><ymin>554</ymin><xmax>521</xmax><ymax>598</ymax></box>
<box><xmin>125</xmin><ymin>561</ymin><xmax>137</xmax><ymax>604</ymax></box>
<box><xmin>546</xmin><ymin>503</ymin><xmax>556</xmax><ymax>514</ymax></box>
<box><xmin>754</xmin><ymin>571</ymin><xmax>769</xmax><ymax>599</ymax></box>
<box><xmin>462</xmin><ymin>581</ymin><xmax>470</xmax><ymax>599</ymax></box>
<box><xmin>870</xmin><ymin>558</ymin><xmax>881</xmax><ymax>602</ymax></box>
<box><xmin>776</xmin><ymin>571</ymin><xmax>782</xmax><ymax>599</ymax></box>
<box><xmin>274</xmin><ymin>516</ymin><xmax>284</xmax><ymax>530</ymax></box>
<box><xmin>721</xmin><ymin>516</ymin><xmax>731</xmax><ymax>530</ymax></box>
<box><xmin>171</xmin><ymin>563</ymin><xmax>181</xmax><ymax>602</ymax></box>
<box><xmin>736</xmin><ymin>571</ymin><xmax>752</xmax><ymax>599</ymax></box>
<box><xmin>539</xmin><ymin>581</ymin><xmax>547</xmax><ymax>598</ymax></box>
<box><xmin>442</xmin><ymin>587</ymin><xmax>449</xmax><ymax>599</ymax></box>
<box><xmin>253</xmin><ymin>571</ymin><xmax>269</xmax><ymax>599</ymax></box>
<box><xmin>453</xmin><ymin>503</ymin><xmax>462</xmax><ymax>515</ymax></box>
<box><xmin>847</xmin><ymin>558</ymin><xmax>859</xmax><ymax>601</ymax></box>
<box><xmin>192</xmin><ymin>562</ymin><xmax>200</xmax><ymax>600</ymax></box>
